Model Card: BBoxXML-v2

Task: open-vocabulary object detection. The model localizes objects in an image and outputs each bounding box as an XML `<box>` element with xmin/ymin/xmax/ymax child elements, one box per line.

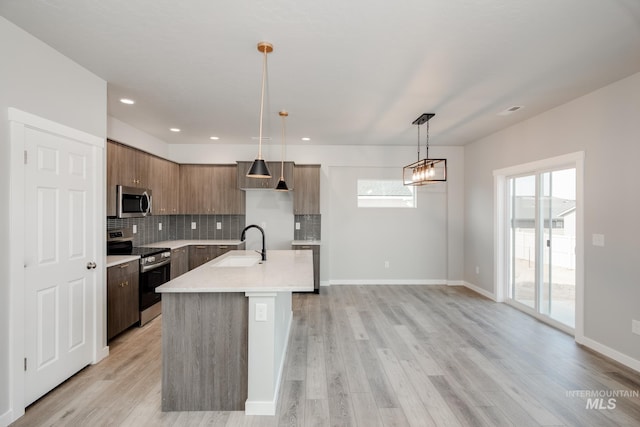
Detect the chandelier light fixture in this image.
<box><xmin>247</xmin><ymin>41</ymin><xmax>273</xmax><ymax>178</ymax></box>
<box><xmin>275</xmin><ymin>110</ymin><xmax>290</xmax><ymax>191</ymax></box>
<box><xmin>403</xmin><ymin>113</ymin><xmax>447</xmax><ymax>186</ymax></box>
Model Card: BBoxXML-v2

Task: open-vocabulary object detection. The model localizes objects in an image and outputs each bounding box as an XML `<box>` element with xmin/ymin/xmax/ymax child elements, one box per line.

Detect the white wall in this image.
<box><xmin>167</xmin><ymin>143</ymin><xmax>465</xmax><ymax>285</ymax></box>
<box><xmin>0</xmin><ymin>17</ymin><xmax>107</xmax><ymax>424</ymax></box>
<box><xmin>464</xmin><ymin>72</ymin><xmax>640</xmax><ymax>362</ymax></box>
<box><xmin>108</xmin><ymin>116</ymin><xmax>169</xmax><ymax>158</ymax></box>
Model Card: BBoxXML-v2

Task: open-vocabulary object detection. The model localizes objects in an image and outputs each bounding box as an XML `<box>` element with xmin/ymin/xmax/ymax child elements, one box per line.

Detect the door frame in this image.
<box><xmin>8</xmin><ymin>108</ymin><xmax>108</xmax><ymax>421</ymax></box>
<box><xmin>493</xmin><ymin>151</ymin><xmax>584</xmax><ymax>340</ymax></box>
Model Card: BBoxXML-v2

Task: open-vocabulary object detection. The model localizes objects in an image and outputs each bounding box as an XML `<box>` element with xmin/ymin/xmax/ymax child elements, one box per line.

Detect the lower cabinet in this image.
<box><xmin>188</xmin><ymin>244</ymin><xmax>244</xmax><ymax>270</ymax></box>
<box><xmin>188</xmin><ymin>245</ymin><xmax>219</xmax><ymax>270</ymax></box>
<box><xmin>170</xmin><ymin>247</ymin><xmax>189</xmax><ymax>279</ymax></box>
<box><xmin>107</xmin><ymin>261</ymin><xmax>139</xmax><ymax>341</ymax></box>
<box><xmin>291</xmin><ymin>244</ymin><xmax>320</xmax><ymax>293</ymax></box>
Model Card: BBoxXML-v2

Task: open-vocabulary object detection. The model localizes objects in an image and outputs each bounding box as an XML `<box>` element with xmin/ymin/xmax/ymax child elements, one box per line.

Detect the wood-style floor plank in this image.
<box><xmin>12</xmin><ymin>285</ymin><xmax>640</xmax><ymax>427</ymax></box>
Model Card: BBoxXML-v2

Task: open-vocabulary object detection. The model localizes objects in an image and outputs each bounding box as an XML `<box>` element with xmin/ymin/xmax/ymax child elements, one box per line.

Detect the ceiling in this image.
<box><xmin>2</xmin><ymin>0</ymin><xmax>640</xmax><ymax>147</ymax></box>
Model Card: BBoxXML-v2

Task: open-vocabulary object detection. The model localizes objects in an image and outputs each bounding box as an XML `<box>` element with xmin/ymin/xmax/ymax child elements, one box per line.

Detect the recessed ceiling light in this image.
<box><xmin>120</xmin><ymin>98</ymin><xmax>135</xmax><ymax>105</ymax></box>
<box><xmin>498</xmin><ymin>106</ymin><xmax>524</xmax><ymax>116</ymax></box>
<box><xmin>209</xmin><ymin>136</ymin><xmax>220</xmax><ymax>140</ymax></box>
<box><xmin>170</xmin><ymin>128</ymin><xmax>181</xmax><ymax>132</ymax></box>
<box><xmin>301</xmin><ymin>137</ymin><xmax>311</xmax><ymax>141</ymax></box>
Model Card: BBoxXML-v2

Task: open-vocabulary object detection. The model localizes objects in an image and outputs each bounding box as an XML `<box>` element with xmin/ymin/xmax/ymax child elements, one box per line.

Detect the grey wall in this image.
<box><xmin>329</xmin><ymin>166</ymin><xmax>448</xmax><ymax>283</ymax></box>
<box><xmin>464</xmin><ymin>71</ymin><xmax>640</xmax><ymax>361</ymax></box>
<box><xmin>0</xmin><ymin>17</ymin><xmax>106</xmax><ymax>421</ymax></box>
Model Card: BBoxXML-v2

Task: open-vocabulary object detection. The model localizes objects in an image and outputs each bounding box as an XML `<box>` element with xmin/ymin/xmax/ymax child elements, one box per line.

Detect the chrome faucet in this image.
<box><xmin>240</xmin><ymin>224</ymin><xmax>267</xmax><ymax>261</ymax></box>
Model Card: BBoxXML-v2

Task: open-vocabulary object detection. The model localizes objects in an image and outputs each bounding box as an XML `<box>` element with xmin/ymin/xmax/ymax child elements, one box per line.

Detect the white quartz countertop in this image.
<box><xmin>291</xmin><ymin>240</ymin><xmax>321</xmax><ymax>246</ymax></box>
<box><xmin>143</xmin><ymin>240</ymin><xmax>244</xmax><ymax>250</ymax></box>
<box><xmin>156</xmin><ymin>249</ymin><xmax>313</xmax><ymax>293</ymax></box>
<box><xmin>106</xmin><ymin>255</ymin><xmax>140</xmax><ymax>268</ymax></box>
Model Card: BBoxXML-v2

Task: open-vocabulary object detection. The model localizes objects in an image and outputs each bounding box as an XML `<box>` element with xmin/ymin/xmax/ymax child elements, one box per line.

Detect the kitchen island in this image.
<box><xmin>156</xmin><ymin>249</ymin><xmax>313</xmax><ymax>415</ymax></box>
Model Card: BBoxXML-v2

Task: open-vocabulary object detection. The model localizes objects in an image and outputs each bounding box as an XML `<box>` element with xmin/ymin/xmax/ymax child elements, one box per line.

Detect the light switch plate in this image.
<box><xmin>255</xmin><ymin>303</ymin><xmax>268</xmax><ymax>322</ymax></box>
<box><xmin>191</xmin><ymin>222</ymin><xmax>197</xmax><ymax>230</ymax></box>
<box><xmin>592</xmin><ymin>233</ymin><xmax>605</xmax><ymax>247</ymax></box>
<box><xmin>132</xmin><ymin>224</ymin><xmax>137</xmax><ymax>234</ymax></box>
<box><xmin>158</xmin><ymin>222</ymin><xmax>162</xmax><ymax>231</ymax></box>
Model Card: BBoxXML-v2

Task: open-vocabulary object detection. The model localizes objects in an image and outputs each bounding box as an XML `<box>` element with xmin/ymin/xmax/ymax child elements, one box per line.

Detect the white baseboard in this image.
<box><xmin>577</xmin><ymin>336</ymin><xmax>640</xmax><ymax>373</ymax></box>
<box><xmin>462</xmin><ymin>281</ymin><xmax>497</xmax><ymax>301</ymax></box>
<box><xmin>0</xmin><ymin>409</ymin><xmax>14</xmax><ymax>427</ymax></box>
<box><xmin>328</xmin><ymin>279</ymin><xmax>448</xmax><ymax>286</ymax></box>
<box><xmin>447</xmin><ymin>280</ymin><xmax>465</xmax><ymax>286</ymax></box>
<box><xmin>245</xmin><ymin>400</ymin><xmax>276</xmax><ymax>416</ymax></box>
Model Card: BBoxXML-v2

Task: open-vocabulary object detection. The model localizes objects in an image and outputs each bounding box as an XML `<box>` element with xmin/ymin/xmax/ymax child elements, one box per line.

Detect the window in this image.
<box><xmin>357</xmin><ymin>179</ymin><xmax>416</xmax><ymax>208</ymax></box>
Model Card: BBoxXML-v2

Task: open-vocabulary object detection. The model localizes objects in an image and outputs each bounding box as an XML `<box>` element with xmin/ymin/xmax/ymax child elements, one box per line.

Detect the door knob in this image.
<box><xmin>86</xmin><ymin>262</ymin><xmax>97</xmax><ymax>270</ymax></box>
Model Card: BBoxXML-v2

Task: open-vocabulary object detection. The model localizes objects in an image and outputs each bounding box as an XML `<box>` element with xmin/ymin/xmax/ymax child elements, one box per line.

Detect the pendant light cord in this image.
<box><xmin>258</xmin><ymin>47</ymin><xmax>267</xmax><ymax>159</ymax></box>
<box><xmin>280</xmin><ymin>113</ymin><xmax>286</xmax><ymax>179</ymax></box>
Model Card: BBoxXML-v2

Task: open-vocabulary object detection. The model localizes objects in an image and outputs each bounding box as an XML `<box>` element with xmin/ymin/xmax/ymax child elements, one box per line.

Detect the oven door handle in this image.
<box><xmin>140</xmin><ymin>258</ymin><xmax>171</xmax><ymax>273</ymax></box>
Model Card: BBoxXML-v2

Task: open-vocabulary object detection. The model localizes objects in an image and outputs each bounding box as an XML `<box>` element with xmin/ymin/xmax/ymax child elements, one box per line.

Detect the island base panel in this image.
<box><xmin>162</xmin><ymin>292</ymin><xmax>248</xmax><ymax>411</ymax></box>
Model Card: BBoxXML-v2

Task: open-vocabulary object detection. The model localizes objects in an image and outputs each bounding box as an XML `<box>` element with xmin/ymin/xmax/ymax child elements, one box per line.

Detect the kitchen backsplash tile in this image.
<box><xmin>294</xmin><ymin>214</ymin><xmax>321</xmax><ymax>241</ymax></box>
<box><xmin>107</xmin><ymin>215</ymin><xmax>246</xmax><ymax>246</ymax></box>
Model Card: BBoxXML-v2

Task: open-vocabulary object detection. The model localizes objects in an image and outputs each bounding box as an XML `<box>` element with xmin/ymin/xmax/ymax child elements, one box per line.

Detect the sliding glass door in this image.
<box><xmin>508</xmin><ymin>168</ymin><xmax>576</xmax><ymax>328</ymax></box>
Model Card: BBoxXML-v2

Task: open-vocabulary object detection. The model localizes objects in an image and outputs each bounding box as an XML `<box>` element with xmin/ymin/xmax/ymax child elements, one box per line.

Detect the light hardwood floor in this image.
<box><xmin>12</xmin><ymin>286</ymin><xmax>640</xmax><ymax>426</ymax></box>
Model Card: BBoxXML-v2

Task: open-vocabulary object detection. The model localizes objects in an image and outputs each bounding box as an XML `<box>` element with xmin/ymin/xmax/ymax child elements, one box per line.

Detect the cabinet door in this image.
<box><xmin>293</xmin><ymin>165</ymin><xmax>320</xmax><ymax>214</ymax></box>
<box><xmin>170</xmin><ymin>247</ymin><xmax>189</xmax><ymax>279</ymax></box>
<box><xmin>214</xmin><ymin>165</ymin><xmax>245</xmax><ymax>214</ymax></box>
<box><xmin>150</xmin><ymin>156</ymin><xmax>180</xmax><ymax>215</ymax></box>
<box><xmin>107</xmin><ymin>262</ymin><xmax>140</xmax><ymax>340</ymax></box>
<box><xmin>166</xmin><ymin>161</ymin><xmax>180</xmax><ymax>214</ymax></box>
<box><xmin>188</xmin><ymin>245</ymin><xmax>217</xmax><ymax>270</ymax></box>
<box><xmin>180</xmin><ymin>165</ymin><xmax>211</xmax><ymax>214</ymax></box>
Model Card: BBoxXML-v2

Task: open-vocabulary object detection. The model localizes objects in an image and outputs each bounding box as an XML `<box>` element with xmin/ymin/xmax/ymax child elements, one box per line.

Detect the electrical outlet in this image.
<box><xmin>476</xmin><ymin>266</ymin><xmax>480</xmax><ymax>275</ymax></box>
<box><xmin>132</xmin><ymin>224</ymin><xmax>137</xmax><ymax>234</ymax></box>
<box><xmin>158</xmin><ymin>222</ymin><xmax>162</xmax><ymax>231</ymax></box>
<box><xmin>632</xmin><ymin>319</ymin><xmax>640</xmax><ymax>336</ymax></box>
<box><xmin>261</xmin><ymin>221</ymin><xmax>267</xmax><ymax>229</ymax></box>
<box><xmin>191</xmin><ymin>222</ymin><xmax>197</xmax><ymax>230</ymax></box>
<box><xmin>384</xmin><ymin>261</ymin><xmax>390</xmax><ymax>269</ymax></box>
<box><xmin>216</xmin><ymin>222</ymin><xmax>222</xmax><ymax>230</ymax></box>
<box><xmin>295</xmin><ymin>222</ymin><xmax>301</xmax><ymax>230</ymax></box>
<box><xmin>255</xmin><ymin>303</ymin><xmax>268</xmax><ymax>322</ymax></box>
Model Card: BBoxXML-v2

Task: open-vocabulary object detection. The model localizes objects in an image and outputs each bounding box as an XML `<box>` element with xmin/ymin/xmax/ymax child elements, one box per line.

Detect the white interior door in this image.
<box><xmin>23</xmin><ymin>126</ymin><xmax>96</xmax><ymax>405</ymax></box>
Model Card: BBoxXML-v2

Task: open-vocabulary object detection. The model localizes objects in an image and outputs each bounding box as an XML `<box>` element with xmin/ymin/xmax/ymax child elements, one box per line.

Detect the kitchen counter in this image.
<box><xmin>291</xmin><ymin>240</ymin><xmax>321</xmax><ymax>245</ymax></box>
<box><xmin>143</xmin><ymin>239</ymin><xmax>243</xmax><ymax>250</ymax></box>
<box><xmin>106</xmin><ymin>255</ymin><xmax>140</xmax><ymax>268</ymax></box>
<box><xmin>156</xmin><ymin>250</ymin><xmax>313</xmax><ymax>293</ymax></box>
<box><xmin>158</xmin><ymin>249</ymin><xmax>313</xmax><ymax>415</ymax></box>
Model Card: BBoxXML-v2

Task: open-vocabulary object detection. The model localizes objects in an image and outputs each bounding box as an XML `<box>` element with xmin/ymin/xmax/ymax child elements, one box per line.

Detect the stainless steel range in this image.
<box><xmin>107</xmin><ymin>229</ymin><xmax>171</xmax><ymax>325</ymax></box>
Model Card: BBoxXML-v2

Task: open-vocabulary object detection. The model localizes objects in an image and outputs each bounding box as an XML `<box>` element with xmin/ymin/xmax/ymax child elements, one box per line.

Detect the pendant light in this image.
<box><xmin>275</xmin><ymin>110</ymin><xmax>290</xmax><ymax>191</ymax></box>
<box><xmin>403</xmin><ymin>113</ymin><xmax>447</xmax><ymax>186</ymax></box>
<box><xmin>247</xmin><ymin>41</ymin><xmax>273</xmax><ymax>178</ymax></box>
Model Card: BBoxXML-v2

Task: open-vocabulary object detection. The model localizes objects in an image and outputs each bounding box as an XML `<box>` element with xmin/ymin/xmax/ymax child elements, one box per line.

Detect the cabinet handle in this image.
<box><xmin>120</xmin><ymin>280</ymin><xmax>129</xmax><ymax>288</ymax></box>
<box><xmin>119</xmin><ymin>263</ymin><xmax>130</xmax><ymax>269</ymax></box>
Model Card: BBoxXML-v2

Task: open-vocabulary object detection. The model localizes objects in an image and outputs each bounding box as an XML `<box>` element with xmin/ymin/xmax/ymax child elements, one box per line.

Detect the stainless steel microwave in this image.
<box><xmin>116</xmin><ymin>185</ymin><xmax>152</xmax><ymax>218</ymax></box>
